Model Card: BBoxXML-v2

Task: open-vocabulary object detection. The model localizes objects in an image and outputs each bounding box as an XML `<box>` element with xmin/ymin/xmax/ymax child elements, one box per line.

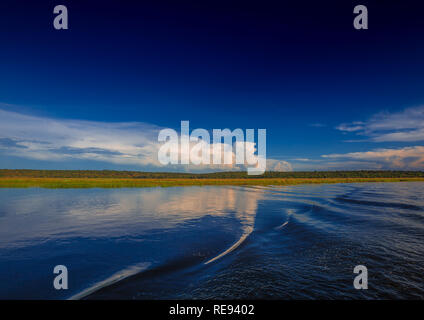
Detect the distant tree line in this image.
<box><xmin>1</xmin><ymin>169</ymin><xmax>423</xmax><ymax>179</ymax></box>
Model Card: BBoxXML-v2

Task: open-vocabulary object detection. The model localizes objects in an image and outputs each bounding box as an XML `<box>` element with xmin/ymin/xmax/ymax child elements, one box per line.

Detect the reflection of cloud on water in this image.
<box><xmin>0</xmin><ymin>187</ymin><xmax>263</xmax><ymax>249</ymax></box>
<box><xmin>154</xmin><ymin>187</ymin><xmax>261</xmax><ymax>227</ymax></box>
<box><xmin>63</xmin><ymin>187</ymin><xmax>262</xmax><ymax>231</ymax></box>
<box><xmin>154</xmin><ymin>187</ymin><xmax>262</xmax><ymax>265</ymax></box>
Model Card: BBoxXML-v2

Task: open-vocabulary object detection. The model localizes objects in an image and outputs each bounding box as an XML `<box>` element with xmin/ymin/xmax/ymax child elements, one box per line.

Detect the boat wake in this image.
<box><xmin>204</xmin><ymin>225</ymin><xmax>253</xmax><ymax>265</ymax></box>
<box><xmin>69</xmin><ymin>262</ymin><xmax>151</xmax><ymax>300</ymax></box>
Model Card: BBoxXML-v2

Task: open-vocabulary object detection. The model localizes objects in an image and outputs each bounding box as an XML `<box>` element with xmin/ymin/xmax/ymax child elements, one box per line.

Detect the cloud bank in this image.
<box><xmin>337</xmin><ymin>106</ymin><xmax>424</xmax><ymax>142</ymax></box>
<box><xmin>321</xmin><ymin>106</ymin><xmax>424</xmax><ymax>170</ymax></box>
<box><xmin>322</xmin><ymin>146</ymin><xmax>424</xmax><ymax>170</ymax></box>
<box><xmin>0</xmin><ymin>108</ymin><xmax>292</xmax><ymax>172</ymax></box>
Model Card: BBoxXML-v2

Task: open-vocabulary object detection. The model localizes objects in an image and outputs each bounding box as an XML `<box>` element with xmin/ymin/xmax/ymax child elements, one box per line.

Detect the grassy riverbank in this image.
<box><xmin>1</xmin><ymin>169</ymin><xmax>423</xmax><ymax>188</ymax></box>
<box><xmin>1</xmin><ymin>177</ymin><xmax>424</xmax><ymax>188</ymax></box>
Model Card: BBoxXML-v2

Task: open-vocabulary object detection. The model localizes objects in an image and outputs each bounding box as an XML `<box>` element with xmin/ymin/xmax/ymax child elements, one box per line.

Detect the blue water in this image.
<box><xmin>0</xmin><ymin>182</ymin><xmax>423</xmax><ymax>299</ymax></box>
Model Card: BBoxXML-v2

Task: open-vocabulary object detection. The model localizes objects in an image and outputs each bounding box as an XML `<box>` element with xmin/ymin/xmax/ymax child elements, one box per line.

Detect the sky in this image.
<box><xmin>0</xmin><ymin>0</ymin><xmax>424</xmax><ymax>172</ymax></box>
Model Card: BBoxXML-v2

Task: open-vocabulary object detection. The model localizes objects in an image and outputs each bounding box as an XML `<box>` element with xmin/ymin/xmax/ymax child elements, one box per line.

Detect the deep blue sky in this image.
<box><xmin>1</xmin><ymin>0</ymin><xmax>424</xmax><ymax>171</ymax></box>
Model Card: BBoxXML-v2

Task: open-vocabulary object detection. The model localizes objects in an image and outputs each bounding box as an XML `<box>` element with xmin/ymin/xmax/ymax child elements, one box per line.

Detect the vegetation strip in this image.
<box><xmin>1</xmin><ymin>177</ymin><xmax>423</xmax><ymax>188</ymax></box>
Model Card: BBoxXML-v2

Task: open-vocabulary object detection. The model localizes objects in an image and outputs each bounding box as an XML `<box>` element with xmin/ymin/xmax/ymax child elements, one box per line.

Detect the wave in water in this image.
<box><xmin>69</xmin><ymin>262</ymin><xmax>151</xmax><ymax>300</ymax></box>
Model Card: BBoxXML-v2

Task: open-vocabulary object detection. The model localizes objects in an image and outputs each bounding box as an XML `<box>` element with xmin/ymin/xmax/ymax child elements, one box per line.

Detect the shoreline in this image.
<box><xmin>1</xmin><ymin>177</ymin><xmax>424</xmax><ymax>188</ymax></box>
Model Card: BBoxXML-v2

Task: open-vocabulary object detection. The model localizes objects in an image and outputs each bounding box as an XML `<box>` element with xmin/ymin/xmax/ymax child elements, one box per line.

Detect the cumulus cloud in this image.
<box><xmin>336</xmin><ymin>106</ymin><xmax>424</xmax><ymax>142</ymax></box>
<box><xmin>0</xmin><ymin>108</ymin><xmax>292</xmax><ymax>173</ymax></box>
<box><xmin>266</xmin><ymin>159</ymin><xmax>292</xmax><ymax>172</ymax></box>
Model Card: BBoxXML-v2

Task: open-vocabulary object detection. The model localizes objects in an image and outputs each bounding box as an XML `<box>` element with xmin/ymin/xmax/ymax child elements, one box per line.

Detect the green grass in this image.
<box><xmin>1</xmin><ymin>169</ymin><xmax>423</xmax><ymax>188</ymax></box>
<box><xmin>1</xmin><ymin>177</ymin><xmax>423</xmax><ymax>188</ymax></box>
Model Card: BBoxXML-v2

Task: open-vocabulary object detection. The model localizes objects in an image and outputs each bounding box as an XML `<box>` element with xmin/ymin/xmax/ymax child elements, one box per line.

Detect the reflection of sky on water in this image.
<box><xmin>0</xmin><ymin>186</ymin><xmax>262</xmax><ymax>249</ymax></box>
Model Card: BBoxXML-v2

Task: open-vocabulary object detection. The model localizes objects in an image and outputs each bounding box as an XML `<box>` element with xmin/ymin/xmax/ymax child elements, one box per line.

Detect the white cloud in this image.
<box><xmin>0</xmin><ymin>108</ymin><xmax>292</xmax><ymax>172</ymax></box>
<box><xmin>0</xmin><ymin>108</ymin><xmax>162</xmax><ymax>166</ymax></box>
<box><xmin>322</xmin><ymin>146</ymin><xmax>424</xmax><ymax>170</ymax></box>
<box><xmin>266</xmin><ymin>159</ymin><xmax>292</xmax><ymax>171</ymax></box>
<box><xmin>336</xmin><ymin>106</ymin><xmax>424</xmax><ymax>142</ymax></box>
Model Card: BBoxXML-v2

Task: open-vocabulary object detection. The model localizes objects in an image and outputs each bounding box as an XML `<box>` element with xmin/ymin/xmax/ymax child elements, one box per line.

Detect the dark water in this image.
<box><xmin>0</xmin><ymin>182</ymin><xmax>423</xmax><ymax>299</ymax></box>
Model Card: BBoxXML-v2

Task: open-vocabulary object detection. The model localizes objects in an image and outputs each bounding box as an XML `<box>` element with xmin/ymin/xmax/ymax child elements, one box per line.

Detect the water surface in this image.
<box><xmin>0</xmin><ymin>182</ymin><xmax>423</xmax><ymax>299</ymax></box>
